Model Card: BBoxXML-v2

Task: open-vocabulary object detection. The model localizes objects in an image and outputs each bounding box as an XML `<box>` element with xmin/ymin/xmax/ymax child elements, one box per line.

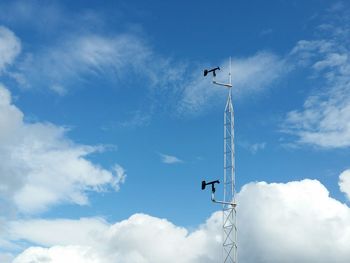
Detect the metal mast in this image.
<box><xmin>223</xmin><ymin>85</ymin><xmax>237</xmax><ymax>263</ymax></box>
<box><xmin>202</xmin><ymin>58</ymin><xmax>237</xmax><ymax>263</ymax></box>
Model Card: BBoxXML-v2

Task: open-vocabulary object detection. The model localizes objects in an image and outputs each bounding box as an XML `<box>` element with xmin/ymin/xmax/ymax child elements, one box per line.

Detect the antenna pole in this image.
<box><xmin>229</xmin><ymin>56</ymin><xmax>232</xmax><ymax>85</ymax></box>
<box><xmin>223</xmin><ymin>81</ymin><xmax>237</xmax><ymax>263</ymax></box>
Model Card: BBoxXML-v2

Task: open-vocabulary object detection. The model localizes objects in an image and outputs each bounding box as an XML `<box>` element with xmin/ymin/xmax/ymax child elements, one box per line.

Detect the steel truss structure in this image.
<box><xmin>223</xmin><ymin>90</ymin><xmax>237</xmax><ymax>263</ymax></box>
<box><xmin>202</xmin><ymin>59</ymin><xmax>237</xmax><ymax>263</ymax></box>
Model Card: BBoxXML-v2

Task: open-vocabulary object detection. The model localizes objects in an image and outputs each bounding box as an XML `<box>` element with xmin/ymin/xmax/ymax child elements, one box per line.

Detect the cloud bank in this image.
<box><xmin>11</xmin><ymin>213</ymin><xmax>221</xmax><ymax>263</ymax></box>
<box><xmin>7</xmin><ymin>176</ymin><xmax>350</xmax><ymax>263</ymax></box>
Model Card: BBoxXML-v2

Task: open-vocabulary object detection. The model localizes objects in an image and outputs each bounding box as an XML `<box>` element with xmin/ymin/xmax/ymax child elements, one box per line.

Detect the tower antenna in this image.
<box><xmin>202</xmin><ymin>57</ymin><xmax>237</xmax><ymax>263</ymax></box>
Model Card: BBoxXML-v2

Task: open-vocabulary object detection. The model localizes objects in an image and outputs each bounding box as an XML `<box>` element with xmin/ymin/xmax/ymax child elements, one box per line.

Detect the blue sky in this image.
<box><xmin>1</xmin><ymin>1</ymin><xmax>350</xmax><ymax>262</ymax></box>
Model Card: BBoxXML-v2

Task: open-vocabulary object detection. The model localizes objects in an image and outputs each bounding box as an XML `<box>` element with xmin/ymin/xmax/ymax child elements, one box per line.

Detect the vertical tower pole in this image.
<box><xmin>202</xmin><ymin>58</ymin><xmax>237</xmax><ymax>263</ymax></box>
<box><xmin>223</xmin><ymin>80</ymin><xmax>237</xmax><ymax>263</ymax></box>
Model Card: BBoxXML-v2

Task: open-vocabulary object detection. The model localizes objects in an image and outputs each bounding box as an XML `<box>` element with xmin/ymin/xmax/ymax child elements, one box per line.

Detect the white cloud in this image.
<box><xmin>5</xmin><ymin>22</ymin><xmax>288</xmax><ymax>117</ymax></box>
<box><xmin>113</xmin><ymin>165</ymin><xmax>127</xmax><ymax>191</ymax></box>
<box><xmin>339</xmin><ymin>169</ymin><xmax>350</xmax><ymax>200</ymax></box>
<box><xmin>15</xmin><ymin>32</ymin><xmax>182</xmax><ymax>96</ymax></box>
<box><xmin>0</xmin><ymin>26</ymin><xmax>21</xmax><ymax>72</ymax></box>
<box><xmin>0</xmin><ymin>252</ymin><xmax>14</xmax><ymax>263</ymax></box>
<box><xmin>0</xmin><ymin>84</ymin><xmax>125</xmax><ymax>214</ymax></box>
<box><xmin>177</xmin><ymin>52</ymin><xmax>288</xmax><ymax>116</ymax></box>
<box><xmin>3</xmin><ymin>22</ymin><xmax>289</xmax><ymax>121</ymax></box>
<box><xmin>160</xmin><ymin>153</ymin><xmax>183</xmax><ymax>164</ymax></box>
<box><xmin>13</xmin><ymin>246</ymin><xmax>100</xmax><ymax>263</ymax></box>
<box><xmin>285</xmin><ymin>42</ymin><xmax>350</xmax><ymax>147</ymax></box>
<box><xmin>250</xmin><ymin>142</ymin><xmax>266</xmax><ymax>154</ymax></box>
<box><xmin>119</xmin><ymin>111</ymin><xmax>151</xmax><ymax>128</ymax></box>
<box><xmin>239</xmin><ymin>141</ymin><xmax>267</xmax><ymax>154</ymax></box>
<box><xmin>284</xmin><ymin>16</ymin><xmax>350</xmax><ymax>148</ymax></box>
<box><xmin>0</xmin><ymin>1</ymin><xmax>62</xmax><ymax>30</ymax></box>
<box><xmin>8</xmin><ymin>217</ymin><xmax>108</xmax><ymax>248</ymax></box>
<box><xmin>8</xmin><ymin>179</ymin><xmax>350</xmax><ymax>263</ymax></box>
<box><xmin>11</xmin><ymin>213</ymin><xmax>221</xmax><ymax>263</ymax></box>
<box><xmin>238</xmin><ymin>179</ymin><xmax>350</xmax><ymax>263</ymax></box>
<box><xmin>50</xmin><ymin>84</ymin><xmax>67</xmax><ymax>96</ymax></box>
<box><xmin>14</xmin><ymin>33</ymin><xmax>152</xmax><ymax>94</ymax></box>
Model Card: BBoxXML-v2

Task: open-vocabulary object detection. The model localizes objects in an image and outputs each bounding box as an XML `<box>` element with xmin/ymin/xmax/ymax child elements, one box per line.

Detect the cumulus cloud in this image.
<box><xmin>8</xmin><ymin>217</ymin><xmax>108</xmax><ymax>248</ymax></box>
<box><xmin>0</xmin><ymin>84</ymin><xmax>125</xmax><ymax>214</ymax></box>
<box><xmin>177</xmin><ymin>52</ymin><xmax>288</xmax><ymax>116</ymax></box>
<box><xmin>339</xmin><ymin>169</ymin><xmax>350</xmax><ymax>200</ymax></box>
<box><xmin>13</xmin><ymin>246</ymin><xmax>100</xmax><ymax>263</ymax></box>
<box><xmin>0</xmin><ymin>26</ymin><xmax>21</xmax><ymax>72</ymax></box>
<box><xmin>238</xmin><ymin>179</ymin><xmax>350</xmax><ymax>263</ymax></box>
<box><xmin>7</xmin><ymin>179</ymin><xmax>350</xmax><ymax>263</ymax></box>
<box><xmin>11</xmin><ymin>213</ymin><xmax>221</xmax><ymax>263</ymax></box>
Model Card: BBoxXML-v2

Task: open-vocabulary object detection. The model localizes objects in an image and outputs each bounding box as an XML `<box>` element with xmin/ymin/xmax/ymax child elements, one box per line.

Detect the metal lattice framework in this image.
<box><xmin>223</xmin><ymin>89</ymin><xmax>237</xmax><ymax>263</ymax></box>
<box><xmin>202</xmin><ymin>58</ymin><xmax>237</xmax><ymax>263</ymax></box>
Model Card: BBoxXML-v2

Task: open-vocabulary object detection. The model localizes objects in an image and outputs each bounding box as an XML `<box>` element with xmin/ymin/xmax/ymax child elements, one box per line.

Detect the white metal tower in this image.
<box><xmin>223</xmin><ymin>87</ymin><xmax>237</xmax><ymax>263</ymax></box>
<box><xmin>202</xmin><ymin>59</ymin><xmax>237</xmax><ymax>263</ymax></box>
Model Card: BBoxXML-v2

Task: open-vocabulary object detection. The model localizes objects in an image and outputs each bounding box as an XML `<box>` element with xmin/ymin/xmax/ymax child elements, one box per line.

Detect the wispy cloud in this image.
<box><xmin>0</xmin><ymin>26</ymin><xmax>21</xmax><ymax>72</ymax></box>
<box><xmin>176</xmin><ymin>52</ymin><xmax>289</xmax><ymax>116</ymax></box>
<box><xmin>2</xmin><ymin>9</ymin><xmax>291</xmax><ymax>123</ymax></box>
<box><xmin>283</xmin><ymin>13</ymin><xmax>350</xmax><ymax>148</ymax></box>
<box><xmin>239</xmin><ymin>141</ymin><xmax>266</xmax><ymax>154</ymax></box>
<box><xmin>14</xmin><ymin>33</ymin><xmax>154</xmax><ymax>95</ymax></box>
<box><xmin>0</xmin><ymin>0</ymin><xmax>105</xmax><ymax>37</ymax></box>
<box><xmin>4</xmin><ymin>18</ymin><xmax>290</xmax><ymax>119</ymax></box>
<box><xmin>259</xmin><ymin>28</ymin><xmax>273</xmax><ymax>37</ymax></box>
<box><xmin>119</xmin><ymin>111</ymin><xmax>151</xmax><ymax>128</ymax></box>
<box><xmin>159</xmin><ymin>153</ymin><xmax>183</xmax><ymax>164</ymax></box>
<box><xmin>250</xmin><ymin>142</ymin><xmax>266</xmax><ymax>154</ymax></box>
<box><xmin>0</xmin><ymin>1</ymin><xmax>63</xmax><ymax>31</ymax></box>
<box><xmin>0</xmin><ymin>2</ymin><xmax>296</xmax><ymax>126</ymax></box>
